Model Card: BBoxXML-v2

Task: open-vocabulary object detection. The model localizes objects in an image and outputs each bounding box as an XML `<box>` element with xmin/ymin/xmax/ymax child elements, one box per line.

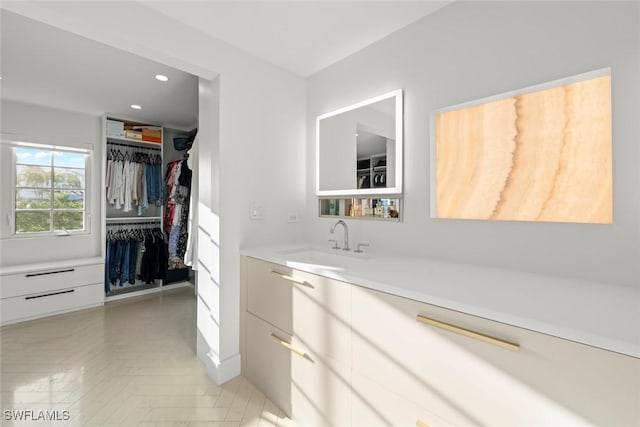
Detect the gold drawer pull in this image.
<box><xmin>271</xmin><ymin>270</ymin><xmax>314</xmax><ymax>288</ymax></box>
<box><xmin>271</xmin><ymin>333</ymin><xmax>308</xmax><ymax>358</ymax></box>
<box><xmin>416</xmin><ymin>421</ymin><xmax>429</xmax><ymax>427</ymax></box>
<box><xmin>416</xmin><ymin>314</ymin><xmax>520</xmax><ymax>352</ymax></box>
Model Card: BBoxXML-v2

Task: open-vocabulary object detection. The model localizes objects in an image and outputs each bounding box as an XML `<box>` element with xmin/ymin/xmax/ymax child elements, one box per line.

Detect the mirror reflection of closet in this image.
<box><xmin>356</xmin><ymin>125</ymin><xmax>395</xmax><ymax>190</ymax></box>
<box><xmin>316</xmin><ymin>89</ymin><xmax>402</xmax><ymax>196</ymax></box>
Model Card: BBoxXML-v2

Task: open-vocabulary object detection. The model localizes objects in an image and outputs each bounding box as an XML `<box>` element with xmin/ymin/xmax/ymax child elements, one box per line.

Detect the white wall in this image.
<box><xmin>163</xmin><ymin>127</ymin><xmax>194</xmax><ymax>166</ymax></box>
<box><xmin>0</xmin><ymin>99</ymin><xmax>102</xmax><ymax>266</ymax></box>
<box><xmin>306</xmin><ymin>1</ymin><xmax>640</xmax><ymax>288</ymax></box>
<box><xmin>1</xmin><ymin>2</ymin><xmax>307</xmax><ymax>383</ymax></box>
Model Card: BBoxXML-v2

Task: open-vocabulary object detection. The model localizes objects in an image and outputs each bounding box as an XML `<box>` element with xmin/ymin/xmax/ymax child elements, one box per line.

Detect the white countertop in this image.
<box><xmin>0</xmin><ymin>257</ymin><xmax>104</xmax><ymax>276</ymax></box>
<box><xmin>241</xmin><ymin>244</ymin><xmax>640</xmax><ymax>359</ymax></box>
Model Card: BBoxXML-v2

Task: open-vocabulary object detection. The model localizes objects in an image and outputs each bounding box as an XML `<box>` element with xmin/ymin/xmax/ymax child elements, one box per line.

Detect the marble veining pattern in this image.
<box><xmin>435</xmin><ymin>74</ymin><xmax>611</xmax><ymax>223</ymax></box>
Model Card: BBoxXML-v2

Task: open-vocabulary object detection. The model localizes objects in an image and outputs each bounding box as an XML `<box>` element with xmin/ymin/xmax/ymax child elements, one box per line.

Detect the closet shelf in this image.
<box><xmin>106</xmin><ymin>216</ymin><xmax>162</xmax><ymax>222</ymax></box>
<box><xmin>107</xmin><ymin>136</ymin><xmax>163</xmax><ymax>147</ymax></box>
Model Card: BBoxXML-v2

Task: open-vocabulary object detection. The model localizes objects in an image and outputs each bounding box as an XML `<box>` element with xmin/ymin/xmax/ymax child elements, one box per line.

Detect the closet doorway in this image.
<box><xmin>1</xmin><ymin>10</ymin><xmax>200</xmax><ymax>325</ymax></box>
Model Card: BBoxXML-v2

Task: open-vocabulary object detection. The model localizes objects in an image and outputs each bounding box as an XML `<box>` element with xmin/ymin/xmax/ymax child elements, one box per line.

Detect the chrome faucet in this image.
<box><xmin>330</xmin><ymin>220</ymin><xmax>350</xmax><ymax>251</ymax></box>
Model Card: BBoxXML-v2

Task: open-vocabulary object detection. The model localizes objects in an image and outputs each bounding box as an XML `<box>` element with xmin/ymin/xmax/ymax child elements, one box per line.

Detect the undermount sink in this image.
<box><xmin>276</xmin><ymin>247</ymin><xmax>370</xmax><ymax>270</ymax></box>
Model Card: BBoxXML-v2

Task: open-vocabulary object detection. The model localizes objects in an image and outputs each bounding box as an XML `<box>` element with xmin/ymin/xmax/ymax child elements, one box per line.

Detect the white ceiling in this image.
<box><xmin>0</xmin><ymin>10</ymin><xmax>199</xmax><ymax>130</ymax></box>
<box><xmin>143</xmin><ymin>1</ymin><xmax>451</xmax><ymax>77</ymax></box>
<box><xmin>1</xmin><ymin>1</ymin><xmax>451</xmax><ymax>127</ymax></box>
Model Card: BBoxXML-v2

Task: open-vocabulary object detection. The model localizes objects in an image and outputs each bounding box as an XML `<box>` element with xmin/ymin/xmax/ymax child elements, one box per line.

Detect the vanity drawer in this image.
<box><xmin>352</xmin><ymin>371</ymin><xmax>453</xmax><ymax>427</ymax></box>
<box><xmin>291</xmin><ymin>334</ymin><xmax>352</xmax><ymax>427</ymax></box>
<box><xmin>246</xmin><ymin>257</ymin><xmax>351</xmax><ymax>362</ymax></box>
<box><xmin>245</xmin><ymin>311</ymin><xmax>292</xmax><ymax>416</ymax></box>
<box><xmin>246</xmin><ymin>257</ymin><xmax>294</xmax><ymax>333</ymax></box>
<box><xmin>1</xmin><ymin>263</ymin><xmax>103</xmax><ymax>299</ymax></box>
<box><xmin>352</xmin><ymin>285</ymin><xmax>640</xmax><ymax>427</ymax></box>
<box><xmin>1</xmin><ymin>282</ymin><xmax>103</xmax><ymax>325</ymax></box>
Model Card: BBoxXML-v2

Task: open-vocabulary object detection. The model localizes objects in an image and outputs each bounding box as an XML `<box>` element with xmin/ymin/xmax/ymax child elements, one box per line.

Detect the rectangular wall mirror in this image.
<box><xmin>316</xmin><ymin>90</ymin><xmax>403</xmax><ymax>196</ymax></box>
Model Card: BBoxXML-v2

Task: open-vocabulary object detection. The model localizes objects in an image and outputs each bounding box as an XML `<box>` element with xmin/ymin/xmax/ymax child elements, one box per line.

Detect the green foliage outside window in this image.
<box><xmin>14</xmin><ymin>147</ymin><xmax>87</xmax><ymax>234</ymax></box>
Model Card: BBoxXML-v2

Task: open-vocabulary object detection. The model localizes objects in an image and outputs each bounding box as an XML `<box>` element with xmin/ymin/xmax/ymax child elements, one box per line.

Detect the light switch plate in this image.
<box><xmin>249</xmin><ymin>203</ymin><xmax>264</xmax><ymax>220</ymax></box>
<box><xmin>287</xmin><ymin>213</ymin><xmax>299</xmax><ymax>223</ymax></box>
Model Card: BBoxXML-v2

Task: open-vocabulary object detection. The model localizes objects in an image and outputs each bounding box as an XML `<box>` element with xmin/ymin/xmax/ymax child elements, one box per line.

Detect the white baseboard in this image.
<box><xmin>196</xmin><ymin>330</ymin><xmax>241</xmax><ymax>385</ymax></box>
<box><xmin>105</xmin><ymin>281</ymin><xmax>192</xmax><ymax>302</ymax></box>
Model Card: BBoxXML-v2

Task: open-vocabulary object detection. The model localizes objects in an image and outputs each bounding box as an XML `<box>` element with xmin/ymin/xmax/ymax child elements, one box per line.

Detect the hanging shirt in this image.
<box><xmin>138</xmin><ymin>163</ymin><xmax>148</xmax><ymax>215</ymax></box>
<box><xmin>105</xmin><ymin>158</ymin><xmax>114</xmax><ymax>202</ymax></box>
<box><xmin>122</xmin><ymin>160</ymin><xmax>132</xmax><ymax>212</ymax></box>
<box><xmin>113</xmin><ymin>159</ymin><xmax>124</xmax><ymax>209</ymax></box>
<box><xmin>172</xmin><ymin>204</ymin><xmax>182</xmax><ymax>226</ymax></box>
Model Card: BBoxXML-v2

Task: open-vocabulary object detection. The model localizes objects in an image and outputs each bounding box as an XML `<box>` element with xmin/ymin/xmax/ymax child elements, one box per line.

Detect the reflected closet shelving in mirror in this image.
<box><xmin>357</xmin><ymin>153</ymin><xmax>389</xmax><ymax>189</ymax></box>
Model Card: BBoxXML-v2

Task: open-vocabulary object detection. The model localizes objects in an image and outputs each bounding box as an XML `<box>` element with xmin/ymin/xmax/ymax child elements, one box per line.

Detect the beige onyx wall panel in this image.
<box><xmin>434</xmin><ymin>72</ymin><xmax>612</xmax><ymax>224</ymax></box>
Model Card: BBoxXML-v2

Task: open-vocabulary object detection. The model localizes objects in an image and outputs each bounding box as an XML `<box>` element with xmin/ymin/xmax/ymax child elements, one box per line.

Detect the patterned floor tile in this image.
<box><xmin>0</xmin><ymin>288</ymin><xmax>293</xmax><ymax>426</ymax></box>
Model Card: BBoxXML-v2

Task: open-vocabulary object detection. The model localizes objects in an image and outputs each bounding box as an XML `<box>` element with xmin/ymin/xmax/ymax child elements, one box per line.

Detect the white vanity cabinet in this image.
<box><xmin>242</xmin><ymin>257</ymin><xmax>352</xmax><ymax>426</ymax></box>
<box><xmin>351</xmin><ymin>286</ymin><xmax>640</xmax><ymax>427</ymax></box>
<box><xmin>241</xmin><ymin>255</ymin><xmax>640</xmax><ymax>427</ymax></box>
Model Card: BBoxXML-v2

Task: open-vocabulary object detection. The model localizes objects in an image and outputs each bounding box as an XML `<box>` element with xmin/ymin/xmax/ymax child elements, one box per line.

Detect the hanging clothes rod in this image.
<box><xmin>107</xmin><ymin>141</ymin><xmax>161</xmax><ymax>151</ymax></box>
<box><xmin>106</xmin><ymin>221</ymin><xmax>161</xmax><ymax>227</ymax></box>
<box><xmin>106</xmin><ymin>216</ymin><xmax>162</xmax><ymax>222</ymax></box>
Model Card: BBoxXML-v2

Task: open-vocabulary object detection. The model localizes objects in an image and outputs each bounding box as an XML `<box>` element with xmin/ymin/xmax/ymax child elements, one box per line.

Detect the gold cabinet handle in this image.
<box><xmin>416</xmin><ymin>421</ymin><xmax>430</xmax><ymax>427</ymax></box>
<box><xmin>270</xmin><ymin>333</ymin><xmax>308</xmax><ymax>358</ymax></box>
<box><xmin>271</xmin><ymin>270</ymin><xmax>314</xmax><ymax>288</ymax></box>
<box><xmin>416</xmin><ymin>314</ymin><xmax>520</xmax><ymax>352</ymax></box>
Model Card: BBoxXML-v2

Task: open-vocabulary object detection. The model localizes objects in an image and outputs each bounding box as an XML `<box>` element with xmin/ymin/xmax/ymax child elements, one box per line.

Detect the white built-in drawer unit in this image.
<box><xmin>0</xmin><ymin>258</ymin><xmax>104</xmax><ymax>325</ymax></box>
<box><xmin>243</xmin><ymin>257</ymin><xmax>353</xmax><ymax>426</ymax></box>
<box><xmin>241</xmin><ymin>255</ymin><xmax>640</xmax><ymax>427</ymax></box>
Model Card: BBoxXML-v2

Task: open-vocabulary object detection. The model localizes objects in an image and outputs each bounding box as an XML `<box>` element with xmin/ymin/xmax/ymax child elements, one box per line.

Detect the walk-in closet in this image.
<box><xmin>103</xmin><ymin>118</ymin><xmax>197</xmax><ymax>300</ymax></box>
<box><xmin>0</xmin><ymin>9</ymin><xmax>199</xmax><ymax>323</ymax></box>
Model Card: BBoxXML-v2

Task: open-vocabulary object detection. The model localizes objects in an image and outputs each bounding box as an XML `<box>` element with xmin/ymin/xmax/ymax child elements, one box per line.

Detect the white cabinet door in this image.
<box><xmin>352</xmin><ymin>285</ymin><xmax>640</xmax><ymax>427</ymax></box>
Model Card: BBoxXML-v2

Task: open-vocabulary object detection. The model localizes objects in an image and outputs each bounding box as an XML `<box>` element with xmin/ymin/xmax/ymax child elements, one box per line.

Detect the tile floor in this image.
<box><xmin>0</xmin><ymin>286</ymin><xmax>293</xmax><ymax>427</ymax></box>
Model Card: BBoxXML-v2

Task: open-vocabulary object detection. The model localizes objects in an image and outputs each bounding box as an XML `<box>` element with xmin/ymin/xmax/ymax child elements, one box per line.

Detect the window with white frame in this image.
<box><xmin>13</xmin><ymin>145</ymin><xmax>89</xmax><ymax>235</ymax></box>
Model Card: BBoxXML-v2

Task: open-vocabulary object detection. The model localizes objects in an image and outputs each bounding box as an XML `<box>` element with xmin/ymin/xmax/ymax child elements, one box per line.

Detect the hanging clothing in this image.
<box><xmin>105</xmin><ymin>145</ymin><xmax>162</xmax><ymax>214</ymax></box>
<box><xmin>164</xmin><ymin>156</ymin><xmax>193</xmax><ymax>270</ymax></box>
<box><xmin>184</xmin><ymin>143</ymin><xmax>197</xmax><ymax>270</ymax></box>
<box><xmin>140</xmin><ymin>232</ymin><xmax>168</xmax><ymax>284</ymax></box>
<box><xmin>104</xmin><ymin>225</ymin><xmax>167</xmax><ymax>293</ymax></box>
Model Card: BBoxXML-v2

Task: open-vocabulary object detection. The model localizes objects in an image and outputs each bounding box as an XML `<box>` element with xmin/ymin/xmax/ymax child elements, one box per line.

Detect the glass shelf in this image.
<box><xmin>319</xmin><ymin>197</ymin><xmax>401</xmax><ymax>221</ymax></box>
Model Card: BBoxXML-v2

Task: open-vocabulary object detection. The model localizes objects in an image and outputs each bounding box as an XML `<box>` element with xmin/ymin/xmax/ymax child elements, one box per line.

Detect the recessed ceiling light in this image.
<box><xmin>130</xmin><ymin>104</ymin><xmax>142</xmax><ymax>110</ymax></box>
<box><xmin>155</xmin><ymin>74</ymin><xmax>169</xmax><ymax>82</ymax></box>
